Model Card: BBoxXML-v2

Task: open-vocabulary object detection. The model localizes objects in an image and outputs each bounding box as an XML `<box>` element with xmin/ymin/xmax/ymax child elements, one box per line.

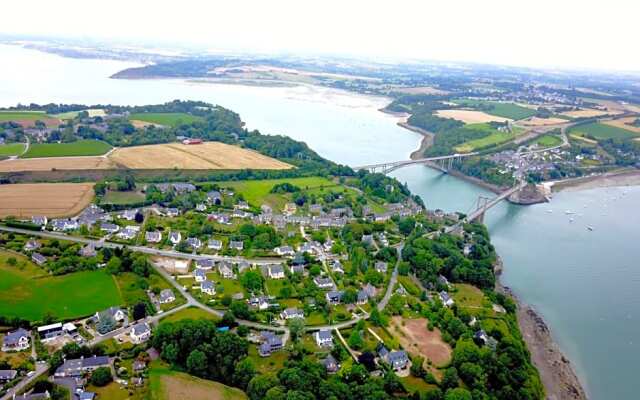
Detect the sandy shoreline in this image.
<box><xmin>550</xmin><ymin>168</ymin><xmax>640</xmax><ymax>193</ymax></box>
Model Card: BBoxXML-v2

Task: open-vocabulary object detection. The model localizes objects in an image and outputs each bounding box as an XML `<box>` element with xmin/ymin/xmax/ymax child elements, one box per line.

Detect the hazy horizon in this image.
<box><xmin>2</xmin><ymin>0</ymin><xmax>639</xmax><ymax>73</ymax></box>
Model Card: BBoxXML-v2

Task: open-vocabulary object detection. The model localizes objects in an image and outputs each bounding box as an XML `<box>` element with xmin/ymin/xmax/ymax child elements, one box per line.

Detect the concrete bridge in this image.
<box><xmin>465</xmin><ymin>180</ymin><xmax>527</xmax><ymax>223</ymax></box>
<box><xmin>354</xmin><ymin>152</ymin><xmax>479</xmax><ymax>174</ymax></box>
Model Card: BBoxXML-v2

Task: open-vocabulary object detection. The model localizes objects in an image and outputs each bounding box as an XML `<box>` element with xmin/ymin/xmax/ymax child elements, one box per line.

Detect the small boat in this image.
<box><xmin>547</xmin><ymin>210</ymin><xmax>553</xmax><ymax>213</ymax></box>
<box><xmin>587</xmin><ymin>226</ymin><xmax>594</xmax><ymax>231</ymax></box>
<box><xmin>569</xmin><ymin>218</ymin><xmax>574</xmax><ymax>223</ymax></box>
<box><xmin>565</xmin><ymin>210</ymin><xmax>575</xmax><ymax>215</ymax></box>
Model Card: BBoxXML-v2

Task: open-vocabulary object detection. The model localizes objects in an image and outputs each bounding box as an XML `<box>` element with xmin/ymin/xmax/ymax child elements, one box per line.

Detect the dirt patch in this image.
<box><xmin>435</xmin><ymin>109</ymin><xmax>511</xmax><ymax>124</ymax></box>
<box><xmin>14</xmin><ymin>118</ymin><xmax>62</xmax><ymax>128</ymax></box>
<box><xmin>0</xmin><ymin>156</ymin><xmax>114</xmax><ymax>172</ymax></box>
<box><xmin>159</xmin><ymin>374</ymin><xmax>246</xmax><ymax>400</ymax></box>
<box><xmin>130</xmin><ymin>119</ymin><xmax>165</xmax><ymax>129</ymax></box>
<box><xmin>602</xmin><ymin>117</ymin><xmax>640</xmax><ymax>134</ymax></box>
<box><xmin>391</xmin><ymin>317</ymin><xmax>452</xmax><ymax>367</ymax></box>
<box><xmin>519</xmin><ymin>117</ymin><xmax>568</xmax><ymax>127</ymax></box>
<box><xmin>0</xmin><ymin>182</ymin><xmax>94</xmax><ymax>218</ymax></box>
<box><xmin>109</xmin><ymin>142</ymin><xmax>292</xmax><ymax>170</ymax></box>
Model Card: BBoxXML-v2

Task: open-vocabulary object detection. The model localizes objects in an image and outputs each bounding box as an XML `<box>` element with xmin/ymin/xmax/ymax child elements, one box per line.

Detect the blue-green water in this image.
<box><xmin>1</xmin><ymin>44</ymin><xmax>639</xmax><ymax>399</ymax></box>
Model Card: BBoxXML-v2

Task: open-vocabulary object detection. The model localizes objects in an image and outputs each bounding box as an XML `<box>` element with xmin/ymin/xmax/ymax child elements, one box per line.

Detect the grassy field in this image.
<box><xmin>160</xmin><ymin>306</ymin><xmax>219</xmax><ymax>323</ymax></box>
<box><xmin>101</xmin><ymin>190</ymin><xmax>146</xmax><ymax>205</ymax></box>
<box><xmin>128</xmin><ymin>112</ymin><xmax>203</xmax><ymax>127</ymax></box>
<box><xmin>149</xmin><ymin>361</ymin><xmax>246</xmax><ymax>400</ymax></box>
<box><xmin>569</xmin><ymin>122</ymin><xmax>639</xmax><ymax>141</ymax></box>
<box><xmin>0</xmin><ymin>251</ymin><xmax>122</xmax><ymax>321</ymax></box>
<box><xmin>0</xmin><ymin>143</ymin><xmax>25</xmax><ymax>157</ymax></box>
<box><xmin>453</xmin><ymin>99</ymin><xmax>536</xmax><ymax>120</ymax></box>
<box><xmin>0</xmin><ymin>111</ymin><xmax>47</xmax><ymax>121</ymax></box>
<box><xmin>22</xmin><ymin>139</ymin><xmax>112</xmax><ymax>158</ymax></box>
<box><xmin>221</xmin><ymin>177</ymin><xmax>335</xmax><ymax>209</ymax></box>
<box><xmin>0</xmin><ymin>182</ymin><xmax>94</xmax><ymax>218</ymax></box>
<box><xmin>454</xmin><ymin>123</ymin><xmax>519</xmax><ymax>152</ymax></box>
<box><xmin>535</xmin><ymin>135</ymin><xmax>563</xmax><ymax>147</ymax></box>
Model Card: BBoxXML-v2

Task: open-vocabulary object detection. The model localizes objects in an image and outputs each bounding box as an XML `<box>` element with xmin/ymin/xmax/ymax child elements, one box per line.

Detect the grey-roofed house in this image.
<box><xmin>331</xmin><ymin>261</ymin><xmax>344</xmax><ymax>274</ymax></box>
<box><xmin>314</xmin><ymin>329</ymin><xmax>333</xmax><ymax>347</ymax></box>
<box><xmin>79</xmin><ymin>392</ymin><xmax>96</xmax><ymax>400</ymax></box>
<box><xmin>95</xmin><ymin>306</ymin><xmax>126</xmax><ymax>322</ymax></box>
<box><xmin>169</xmin><ymin>231</ymin><xmax>182</xmax><ymax>245</ymax></box>
<box><xmin>194</xmin><ymin>268</ymin><xmax>207</xmax><ymax>282</ymax></box>
<box><xmin>320</xmin><ymin>355</ymin><xmax>339</xmax><ymax>374</ymax></box>
<box><xmin>314</xmin><ymin>276</ymin><xmax>334</xmax><ymax>290</ymax></box>
<box><xmin>207</xmin><ymin>190</ymin><xmax>222</xmax><ymax>205</ymax></box>
<box><xmin>274</xmin><ymin>245</ymin><xmax>294</xmax><ymax>256</ymax></box>
<box><xmin>24</xmin><ymin>240</ymin><xmax>40</xmax><ymax>251</ymax></box>
<box><xmin>145</xmin><ymin>231</ymin><xmax>162</xmax><ymax>243</ymax></box>
<box><xmin>387</xmin><ymin>350</ymin><xmax>409</xmax><ymax>371</ymax></box>
<box><xmin>54</xmin><ymin>355</ymin><xmax>110</xmax><ymax>377</ymax></box>
<box><xmin>130</xmin><ymin>323</ymin><xmax>151</xmax><ymax>344</ymax></box>
<box><xmin>159</xmin><ymin>289</ymin><xmax>175</xmax><ymax>304</ymax></box>
<box><xmin>100</xmin><ymin>222</ymin><xmax>119</xmax><ymax>234</ymax></box>
<box><xmin>325</xmin><ymin>290</ymin><xmax>343</xmax><ymax>305</ymax></box>
<box><xmin>2</xmin><ymin>328</ymin><xmax>30</xmax><ymax>351</ymax></box>
<box><xmin>195</xmin><ymin>259</ymin><xmax>215</xmax><ymax>270</ymax></box>
<box><xmin>200</xmin><ymin>280</ymin><xmax>216</xmax><ymax>295</ymax></box>
<box><xmin>374</xmin><ymin>261</ymin><xmax>388</xmax><ymax>273</ymax></box>
<box><xmin>280</xmin><ymin>308</ymin><xmax>304</xmax><ymax>320</ymax></box>
<box><xmin>267</xmin><ymin>264</ymin><xmax>285</xmax><ymax>279</ymax></box>
<box><xmin>357</xmin><ymin>284</ymin><xmax>377</xmax><ymax>305</ymax></box>
<box><xmin>218</xmin><ymin>262</ymin><xmax>235</xmax><ymax>279</ymax></box>
<box><xmin>31</xmin><ymin>252</ymin><xmax>47</xmax><ymax>266</ymax></box>
<box><xmin>31</xmin><ymin>216</ymin><xmax>47</xmax><ymax>226</ymax></box>
<box><xmin>439</xmin><ymin>291</ymin><xmax>455</xmax><ymax>307</ymax></box>
<box><xmin>78</xmin><ymin>244</ymin><xmax>97</xmax><ymax>258</ymax></box>
<box><xmin>0</xmin><ymin>370</ymin><xmax>17</xmax><ymax>382</ymax></box>
<box><xmin>289</xmin><ymin>264</ymin><xmax>305</xmax><ymax>274</ymax></box>
<box><xmin>186</xmin><ymin>237</ymin><xmax>202</xmax><ymax>249</ymax></box>
<box><xmin>207</xmin><ymin>239</ymin><xmax>223</xmax><ymax>250</ymax></box>
<box><xmin>258</xmin><ymin>331</ymin><xmax>283</xmax><ymax>357</ymax></box>
<box><xmin>229</xmin><ymin>240</ymin><xmax>244</xmax><ymax>251</ymax></box>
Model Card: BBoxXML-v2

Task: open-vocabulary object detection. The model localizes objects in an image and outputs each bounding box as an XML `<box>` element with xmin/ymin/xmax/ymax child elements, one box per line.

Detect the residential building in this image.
<box><xmin>159</xmin><ymin>289</ymin><xmax>176</xmax><ymax>304</ymax></box>
<box><xmin>37</xmin><ymin>323</ymin><xmax>63</xmax><ymax>341</ymax></box>
<box><xmin>31</xmin><ymin>252</ymin><xmax>47</xmax><ymax>266</ymax></box>
<box><xmin>201</xmin><ymin>280</ymin><xmax>216</xmax><ymax>295</ymax></box>
<box><xmin>0</xmin><ymin>370</ymin><xmax>18</xmax><ymax>382</ymax></box>
<box><xmin>118</xmin><ymin>226</ymin><xmax>139</xmax><ymax>240</ymax></box>
<box><xmin>78</xmin><ymin>244</ymin><xmax>97</xmax><ymax>258</ymax></box>
<box><xmin>274</xmin><ymin>245</ymin><xmax>294</xmax><ymax>256</ymax></box>
<box><xmin>31</xmin><ymin>216</ymin><xmax>47</xmax><ymax>226</ymax></box>
<box><xmin>357</xmin><ymin>284</ymin><xmax>377</xmax><ymax>305</ymax></box>
<box><xmin>218</xmin><ymin>262</ymin><xmax>235</xmax><ymax>279</ymax></box>
<box><xmin>374</xmin><ymin>261</ymin><xmax>388</xmax><ymax>273</ymax></box>
<box><xmin>325</xmin><ymin>290</ymin><xmax>343</xmax><ymax>305</ymax></box>
<box><xmin>249</xmin><ymin>296</ymin><xmax>270</xmax><ymax>310</ymax></box>
<box><xmin>258</xmin><ymin>331</ymin><xmax>283</xmax><ymax>357</ymax></box>
<box><xmin>331</xmin><ymin>261</ymin><xmax>344</xmax><ymax>274</ymax></box>
<box><xmin>320</xmin><ymin>355</ymin><xmax>339</xmax><ymax>374</ymax></box>
<box><xmin>24</xmin><ymin>240</ymin><xmax>40</xmax><ymax>252</ymax></box>
<box><xmin>267</xmin><ymin>264</ymin><xmax>285</xmax><ymax>279</ymax></box>
<box><xmin>314</xmin><ymin>330</ymin><xmax>333</xmax><ymax>347</ymax></box>
<box><xmin>100</xmin><ymin>223</ymin><xmax>119</xmax><ymax>234</ymax></box>
<box><xmin>165</xmin><ymin>208</ymin><xmax>180</xmax><ymax>217</ymax></box>
<box><xmin>439</xmin><ymin>291</ymin><xmax>455</xmax><ymax>307</ymax></box>
<box><xmin>2</xmin><ymin>328</ymin><xmax>30</xmax><ymax>351</ymax></box>
<box><xmin>314</xmin><ymin>276</ymin><xmax>334</xmax><ymax>290</ymax></box>
<box><xmin>280</xmin><ymin>308</ymin><xmax>304</xmax><ymax>320</ymax></box>
<box><xmin>54</xmin><ymin>355</ymin><xmax>110</xmax><ymax>377</ymax></box>
<box><xmin>186</xmin><ymin>237</ymin><xmax>202</xmax><ymax>249</ymax></box>
<box><xmin>145</xmin><ymin>231</ymin><xmax>162</xmax><ymax>243</ymax></box>
<box><xmin>207</xmin><ymin>191</ymin><xmax>222</xmax><ymax>205</ymax></box>
<box><xmin>169</xmin><ymin>231</ymin><xmax>182</xmax><ymax>245</ymax></box>
<box><xmin>229</xmin><ymin>240</ymin><xmax>244</xmax><ymax>251</ymax></box>
<box><xmin>289</xmin><ymin>264</ymin><xmax>305</xmax><ymax>274</ymax></box>
<box><xmin>387</xmin><ymin>350</ymin><xmax>409</xmax><ymax>371</ymax></box>
<box><xmin>119</xmin><ymin>209</ymin><xmax>138</xmax><ymax>221</ymax></box>
<box><xmin>207</xmin><ymin>239</ymin><xmax>223</xmax><ymax>250</ymax></box>
<box><xmin>195</xmin><ymin>259</ymin><xmax>215</xmax><ymax>270</ymax></box>
<box><xmin>63</xmin><ymin>323</ymin><xmax>78</xmax><ymax>336</ymax></box>
<box><xmin>130</xmin><ymin>323</ymin><xmax>151</xmax><ymax>344</ymax></box>
<box><xmin>194</xmin><ymin>268</ymin><xmax>207</xmax><ymax>282</ymax></box>
<box><xmin>96</xmin><ymin>307</ymin><xmax>126</xmax><ymax>322</ymax></box>
<box><xmin>283</xmin><ymin>202</ymin><xmax>297</xmax><ymax>215</ymax></box>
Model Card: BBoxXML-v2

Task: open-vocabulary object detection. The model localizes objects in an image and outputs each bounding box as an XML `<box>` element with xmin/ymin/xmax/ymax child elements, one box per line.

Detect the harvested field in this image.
<box><xmin>602</xmin><ymin>117</ymin><xmax>640</xmax><ymax>134</ymax></box>
<box><xmin>0</xmin><ymin>182</ymin><xmax>94</xmax><ymax>218</ymax></box>
<box><xmin>14</xmin><ymin>118</ymin><xmax>61</xmax><ymax>128</ymax></box>
<box><xmin>436</xmin><ymin>109</ymin><xmax>511</xmax><ymax>124</ymax></box>
<box><xmin>150</xmin><ymin>362</ymin><xmax>246</xmax><ymax>400</ymax></box>
<box><xmin>393</xmin><ymin>86</ymin><xmax>448</xmax><ymax>95</ymax></box>
<box><xmin>0</xmin><ymin>156</ymin><xmax>114</xmax><ymax>172</ymax></box>
<box><xmin>391</xmin><ymin>317</ymin><xmax>452</xmax><ymax>367</ymax></box>
<box><xmin>109</xmin><ymin>142</ymin><xmax>292</xmax><ymax>170</ymax></box>
<box><xmin>130</xmin><ymin>119</ymin><xmax>165</xmax><ymax>129</ymax></box>
<box><xmin>560</xmin><ymin>108</ymin><xmax>620</xmax><ymax>118</ymax></box>
<box><xmin>519</xmin><ymin>117</ymin><xmax>568</xmax><ymax>127</ymax></box>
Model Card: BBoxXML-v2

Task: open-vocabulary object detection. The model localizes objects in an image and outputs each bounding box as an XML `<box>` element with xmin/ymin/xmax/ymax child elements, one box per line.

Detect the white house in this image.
<box><xmin>268</xmin><ymin>264</ymin><xmax>285</xmax><ymax>279</ymax></box>
<box><xmin>130</xmin><ymin>323</ymin><xmax>151</xmax><ymax>344</ymax></box>
<box><xmin>145</xmin><ymin>231</ymin><xmax>162</xmax><ymax>243</ymax></box>
<box><xmin>439</xmin><ymin>291</ymin><xmax>455</xmax><ymax>307</ymax></box>
<box><xmin>208</xmin><ymin>239</ymin><xmax>223</xmax><ymax>250</ymax></box>
<box><xmin>169</xmin><ymin>231</ymin><xmax>182</xmax><ymax>245</ymax></box>
<box><xmin>159</xmin><ymin>289</ymin><xmax>176</xmax><ymax>304</ymax></box>
<box><xmin>194</xmin><ymin>268</ymin><xmax>207</xmax><ymax>282</ymax></box>
<box><xmin>2</xmin><ymin>328</ymin><xmax>30</xmax><ymax>351</ymax></box>
<box><xmin>280</xmin><ymin>308</ymin><xmax>304</xmax><ymax>320</ymax></box>
<box><xmin>315</xmin><ymin>330</ymin><xmax>333</xmax><ymax>347</ymax></box>
<box><xmin>96</xmin><ymin>307</ymin><xmax>126</xmax><ymax>322</ymax></box>
<box><xmin>200</xmin><ymin>280</ymin><xmax>216</xmax><ymax>295</ymax></box>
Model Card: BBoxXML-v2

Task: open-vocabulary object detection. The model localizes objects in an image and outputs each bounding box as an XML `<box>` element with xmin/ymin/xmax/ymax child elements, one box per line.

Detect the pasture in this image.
<box><xmin>569</xmin><ymin>122</ymin><xmax>639</xmax><ymax>141</ymax></box>
<box><xmin>54</xmin><ymin>109</ymin><xmax>106</xmax><ymax>119</ymax></box>
<box><xmin>454</xmin><ymin>123</ymin><xmax>518</xmax><ymax>153</ymax></box>
<box><xmin>535</xmin><ymin>135</ymin><xmax>563</xmax><ymax>147</ymax></box>
<box><xmin>435</xmin><ymin>109</ymin><xmax>511</xmax><ymax>124</ymax></box>
<box><xmin>453</xmin><ymin>99</ymin><xmax>536</xmax><ymax>120</ymax></box>
<box><xmin>160</xmin><ymin>306</ymin><xmax>219</xmax><ymax>323</ymax></box>
<box><xmin>0</xmin><ymin>143</ymin><xmax>25</xmax><ymax>157</ymax></box>
<box><xmin>101</xmin><ymin>190</ymin><xmax>146</xmax><ymax>205</ymax></box>
<box><xmin>128</xmin><ymin>112</ymin><xmax>203</xmax><ymax>127</ymax></box>
<box><xmin>149</xmin><ymin>362</ymin><xmax>247</xmax><ymax>400</ymax></box>
<box><xmin>0</xmin><ymin>182</ymin><xmax>94</xmax><ymax>218</ymax></box>
<box><xmin>0</xmin><ymin>111</ymin><xmax>47</xmax><ymax>121</ymax></box>
<box><xmin>0</xmin><ymin>251</ymin><xmax>122</xmax><ymax>321</ymax></box>
<box><xmin>390</xmin><ymin>317</ymin><xmax>452</xmax><ymax>367</ymax></box>
<box><xmin>22</xmin><ymin>139</ymin><xmax>112</xmax><ymax>158</ymax></box>
<box><xmin>109</xmin><ymin>142</ymin><xmax>292</xmax><ymax>170</ymax></box>
<box><xmin>221</xmin><ymin>176</ymin><xmax>334</xmax><ymax>208</ymax></box>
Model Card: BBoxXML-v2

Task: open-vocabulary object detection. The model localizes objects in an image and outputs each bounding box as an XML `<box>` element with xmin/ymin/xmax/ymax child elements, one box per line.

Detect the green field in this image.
<box><xmin>535</xmin><ymin>135</ymin><xmax>563</xmax><ymax>147</ymax></box>
<box><xmin>0</xmin><ymin>143</ymin><xmax>25</xmax><ymax>157</ymax></box>
<box><xmin>128</xmin><ymin>112</ymin><xmax>203</xmax><ymax>127</ymax></box>
<box><xmin>22</xmin><ymin>139</ymin><xmax>112</xmax><ymax>158</ymax></box>
<box><xmin>149</xmin><ymin>361</ymin><xmax>246</xmax><ymax>400</ymax></box>
<box><xmin>101</xmin><ymin>190</ymin><xmax>146</xmax><ymax>205</ymax></box>
<box><xmin>0</xmin><ymin>251</ymin><xmax>122</xmax><ymax>321</ymax></box>
<box><xmin>221</xmin><ymin>176</ymin><xmax>335</xmax><ymax>209</ymax></box>
<box><xmin>569</xmin><ymin>122</ymin><xmax>639</xmax><ymax>141</ymax></box>
<box><xmin>454</xmin><ymin>123</ymin><xmax>518</xmax><ymax>152</ymax></box>
<box><xmin>160</xmin><ymin>306</ymin><xmax>219</xmax><ymax>323</ymax></box>
<box><xmin>0</xmin><ymin>111</ymin><xmax>48</xmax><ymax>122</ymax></box>
<box><xmin>453</xmin><ymin>99</ymin><xmax>537</xmax><ymax>120</ymax></box>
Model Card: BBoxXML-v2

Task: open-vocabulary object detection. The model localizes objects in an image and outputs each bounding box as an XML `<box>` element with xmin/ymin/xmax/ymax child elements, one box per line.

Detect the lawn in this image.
<box><xmin>454</xmin><ymin>123</ymin><xmax>520</xmax><ymax>152</ymax></box>
<box><xmin>221</xmin><ymin>177</ymin><xmax>335</xmax><ymax>209</ymax></box>
<box><xmin>128</xmin><ymin>112</ymin><xmax>203</xmax><ymax>127</ymax></box>
<box><xmin>22</xmin><ymin>139</ymin><xmax>112</xmax><ymax>158</ymax></box>
<box><xmin>569</xmin><ymin>122</ymin><xmax>639</xmax><ymax>141</ymax></box>
<box><xmin>452</xmin><ymin>283</ymin><xmax>488</xmax><ymax>311</ymax></box>
<box><xmin>535</xmin><ymin>134</ymin><xmax>563</xmax><ymax>147</ymax></box>
<box><xmin>115</xmin><ymin>272</ymin><xmax>173</xmax><ymax>308</ymax></box>
<box><xmin>160</xmin><ymin>306</ymin><xmax>219</xmax><ymax>323</ymax></box>
<box><xmin>401</xmin><ymin>375</ymin><xmax>438</xmax><ymax>394</ymax></box>
<box><xmin>305</xmin><ymin>311</ymin><xmax>327</xmax><ymax>326</ymax></box>
<box><xmin>248</xmin><ymin>346</ymin><xmax>288</xmax><ymax>374</ymax></box>
<box><xmin>0</xmin><ymin>251</ymin><xmax>122</xmax><ymax>321</ymax></box>
<box><xmin>397</xmin><ymin>275</ymin><xmax>421</xmax><ymax>296</ymax></box>
<box><xmin>0</xmin><ymin>143</ymin><xmax>25</xmax><ymax>157</ymax></box>
<box><xmin>149</xmin><ymin>361</ymin><xmax>247</xmax><ymax>400</ymax></box>
<box><xmin>0</xmin><ymin>111</ymin><xmax>48</xmax><ymax>121</ymax></box>
<box><xmin>453</xmin><ymin>99</ymin><xmax>536</xmax><ymax>120</ymax></box>
<box><xmin>86</xmin><ymin>381</ymin><xmax>146</xmax><ymax>400</ymax></box>
<box><xmin>101</xmin><ymin>190</ymin><xmax>146</xmax><ymax>205</ymax></box>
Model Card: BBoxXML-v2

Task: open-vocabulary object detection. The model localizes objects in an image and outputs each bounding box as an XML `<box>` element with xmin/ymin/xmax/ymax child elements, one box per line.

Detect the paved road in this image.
<box><xmin>377</xmin><ymin>244</ymin><xmax>403</xmax><ymax>311</ymax></box>
<box><xmin>0</xmin><ymin>225</ymin><xmax>284</xmax><ymax>265</ymax></box>
<box><xmin>0</xmin><ymin>362</ymin><xmax>48</xmax><ymax>400</ymax></box>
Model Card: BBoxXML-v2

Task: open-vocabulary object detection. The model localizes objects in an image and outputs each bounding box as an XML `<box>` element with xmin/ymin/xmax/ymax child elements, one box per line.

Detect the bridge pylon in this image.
<box><xmin>472</xmin><ymin>195</ymin><xmax>492</xmax><ymax>223</ymax></box>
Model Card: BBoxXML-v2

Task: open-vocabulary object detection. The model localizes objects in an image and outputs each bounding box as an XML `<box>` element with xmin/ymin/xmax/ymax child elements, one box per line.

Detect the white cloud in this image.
<box><xmin>2</xmin><ymin>0</ymin><xmax>638</xmax><ymax>71</ymax></box>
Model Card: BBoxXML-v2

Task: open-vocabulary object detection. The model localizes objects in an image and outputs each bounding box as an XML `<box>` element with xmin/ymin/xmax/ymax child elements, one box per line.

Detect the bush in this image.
<box><xmin>90</xmin><ymin>367</ymin><xmax>113</xmax><ymax>387</ymax></box>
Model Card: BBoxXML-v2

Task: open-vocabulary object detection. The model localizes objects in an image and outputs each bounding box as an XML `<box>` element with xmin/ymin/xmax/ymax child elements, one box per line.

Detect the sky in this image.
<box><xmin>2</xmin><ymin>0</ymin><xmax>638</xmax><ymax>72</ymax></box>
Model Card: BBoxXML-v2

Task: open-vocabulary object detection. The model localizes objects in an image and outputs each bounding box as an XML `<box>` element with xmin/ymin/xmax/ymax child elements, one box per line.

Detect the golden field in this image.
<box><xmin>0</xmin><ymin>183</ymin><xmax>94</xmax><ymax>218</ymax></box>
<box><xmin>435</xmin><ymin>109</ymin><xmax>511</xmax><ymax>124</ymax></box>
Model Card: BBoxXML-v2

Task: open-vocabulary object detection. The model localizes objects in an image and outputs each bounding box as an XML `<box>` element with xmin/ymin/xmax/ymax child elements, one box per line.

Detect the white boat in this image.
<box><xmin>587</xmin><ymin>226</ymin><xmax>594</xmax><ymax>231</ymax></box>
<box><xmin>565</xmin><ymin>210</ymin><xmax>575</xmax><ymax>215</ymax></box>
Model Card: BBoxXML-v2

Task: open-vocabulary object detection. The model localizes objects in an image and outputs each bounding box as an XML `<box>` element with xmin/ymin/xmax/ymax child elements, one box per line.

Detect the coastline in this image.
<box><xmin>495</xmin><ymin>258</ymin><xmax>588</xmax><ymax>400</ymax></box>
<box><xmin>549</xmin><ymin>168</ymin><xmax>640</xmax><ymax>193</ymax></box>
<box><xmin>392</xmin><ymin>112</ymin><xmax>589</xmax><ymax>399</ymax></box>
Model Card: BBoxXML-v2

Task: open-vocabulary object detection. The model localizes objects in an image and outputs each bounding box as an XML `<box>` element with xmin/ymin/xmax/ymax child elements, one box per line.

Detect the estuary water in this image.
<box><xmin>1</xmin><ymin>44</ymin><xmax>639</xmax><ymax>399</ymax></box>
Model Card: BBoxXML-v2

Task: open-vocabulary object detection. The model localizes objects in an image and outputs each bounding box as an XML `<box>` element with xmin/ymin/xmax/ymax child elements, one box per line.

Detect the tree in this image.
<box><xmin>348</xmin><ymin>330</ymin><xmax>364</xmax><ymax>350</ymax></box>
<box><xmin>186</xmin><ymin>349</ymin><xmax>207</xmax><ymax>377</ymax></box>
<box><xmin>247</xmin><ymin>374</ymin><xmax>280</xmax><ymax>400</ymax></box>
<box><xmin>90</xmin><ymin>367</ymin><xmax>113</xmax><ymax>387</ymax></box>
<box><xmin>241</xmin><ymin>270</ymin><xmax>264</xmax><ymax>292</ymax></box>
<box><xmin>133</xmin><ymin>302</ymin><xmax>147</xmax><ymax>320</ymax></box>
<box><xmin>369</xmin><ymin>308</ymin><xmax>388</xmax><ymax>327</ymax></box>
<box><xmin>134</xmin><ymin>212</ymin><xmax>144</xmax><ymax>224</ymax></box>
<box><xmin>288</xmin><ymin>318</ymin><xmax>305</xmax><ymax>342</ymax></box>
<box><xmin>96</xmin><ymin>314</ymin><xmax>116</xmax><ymax>334</ymax></box>
<box><xmin>399</xmin><ymin>218</ymin><xmax>416</xmax><ymax>236</ymax></box>
<box><xmin>410</xmin><ymin>355</ymin><xmax>425</xmax><ymax>378</ymax></box>
<box><xmin>441</xmin><ymin>367</ymin><xmax>460</xmax><ymax>390</ymax></box>
<box><xmin>444</xmin><ymin>388</ymin><xmax>472</xmax><ymax>400</ymax></box>
<box><xmin>233</xmin><ymin>357</ymin><xmax>257</xmax><ymax>390</ymax></box>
